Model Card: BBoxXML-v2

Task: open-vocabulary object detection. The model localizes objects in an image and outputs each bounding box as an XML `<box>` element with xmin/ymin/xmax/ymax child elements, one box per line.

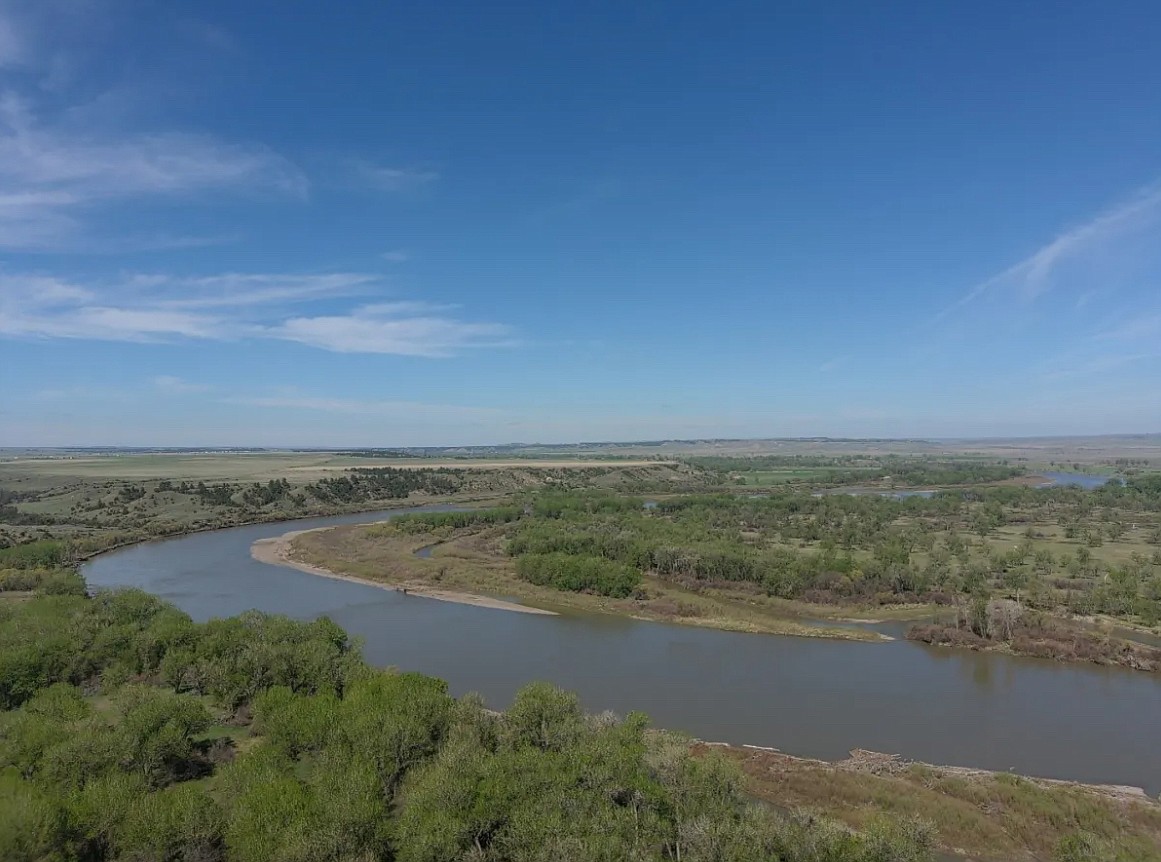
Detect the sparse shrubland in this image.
<box><xmin>0</xmin><ymin>456</ymin><xmax>712</xmax><ymax>552</ymax></box>
<box><xmin>333</xmin><ymin>473</ymin><xmax>1161</xmax><ymax>658</ymax></box>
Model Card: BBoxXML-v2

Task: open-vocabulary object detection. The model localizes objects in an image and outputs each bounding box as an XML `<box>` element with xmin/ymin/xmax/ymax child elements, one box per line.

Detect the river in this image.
<box><xmin>1038</xmin><ymin>471</ymin><xmax>1121</xmax><ymax>490</ymax></box>
<box><xmin>83</xmin><ymin>506</ymin><xmax>1161</xmax><ymax>795</ymax></box>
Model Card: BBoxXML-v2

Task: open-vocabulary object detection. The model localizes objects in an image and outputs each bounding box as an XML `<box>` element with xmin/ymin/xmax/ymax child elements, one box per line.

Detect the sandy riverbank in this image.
<box><xmin>251</xmin><ymin>526</ymin><xmax>558</xmax><ymax>615</ymax></box>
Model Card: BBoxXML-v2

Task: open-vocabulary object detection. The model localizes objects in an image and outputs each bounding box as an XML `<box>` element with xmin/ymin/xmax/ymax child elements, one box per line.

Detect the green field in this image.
<box><xmin>732</xmin><ymin>468</ymin><xmax>846</xmax><ymax>486</ymax></box>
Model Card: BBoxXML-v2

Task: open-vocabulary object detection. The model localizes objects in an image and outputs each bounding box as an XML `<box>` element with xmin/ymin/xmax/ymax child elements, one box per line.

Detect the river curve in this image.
<box><xmin>82</xmin><ymin>506</ymin><xmax>1161</xmax><ymax>795</ymax></box>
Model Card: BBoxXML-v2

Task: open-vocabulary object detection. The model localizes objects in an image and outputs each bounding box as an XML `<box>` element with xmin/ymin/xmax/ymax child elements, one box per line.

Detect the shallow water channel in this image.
<box><xmin>83</xmin><ymin>506</ymin><xmax>1161</xmax><ymax>794</ymax></box>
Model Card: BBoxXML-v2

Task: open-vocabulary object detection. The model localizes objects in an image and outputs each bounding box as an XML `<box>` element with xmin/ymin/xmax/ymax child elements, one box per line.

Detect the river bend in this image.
<box><xmin>83</xmin><ymin>507</ymin><xmax>1161</xmax><ymax>794</ymax></box>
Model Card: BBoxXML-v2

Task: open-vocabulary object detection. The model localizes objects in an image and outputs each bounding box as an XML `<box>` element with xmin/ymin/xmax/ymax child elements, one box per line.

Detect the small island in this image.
<box><xmin>264</xmin><ymin>468</ymin><xmax>1161</xmax><ymax>667</ymax></box>
<box><xmin>265</xmin><ymin>516</ymin><xmax>890</xmax><ymax>641</ymax></box>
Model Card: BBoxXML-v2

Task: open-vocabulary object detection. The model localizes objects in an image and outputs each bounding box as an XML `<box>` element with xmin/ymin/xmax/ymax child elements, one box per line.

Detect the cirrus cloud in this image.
<box><xmin>269</xmin><ymin>305</ymin><xmax>514</xmax><ymax>357</ymax></box>
<box><xmin>0</xmin><ymin>90</ymin><xmax>308</xmax><ymax>250</ymax></box>
<box><xmin>350</xmin><ymin>160</ymin><xmax>439</xmax><ymax>192</ymax></box>
<box><xmin>0</xmin><ymin>270</ymin><xmax>514</xmax><ymax>357</ymax></box>
<box><xmin>935</xmin><ymin>181</ymin><xmax>1161</xmax><ymax>322</ymax></box>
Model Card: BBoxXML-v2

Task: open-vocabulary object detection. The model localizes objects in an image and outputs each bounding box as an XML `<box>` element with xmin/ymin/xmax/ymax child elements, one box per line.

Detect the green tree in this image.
<box><xmin>115</xmin><ymin>685</ymin><xmax>211</xmax><ymax>786</ymax></box>
<box><xmin>0</xmin><ymin>771</ymin><xmax>69</xmax><ymax>862</ymax></box>
<box><xmin>114</xmin><ymin>781</ymin><xmax>225</xmax><ymax>861</ymax></box>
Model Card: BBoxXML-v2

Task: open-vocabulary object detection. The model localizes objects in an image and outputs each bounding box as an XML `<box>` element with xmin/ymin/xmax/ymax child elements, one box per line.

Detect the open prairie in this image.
<box><xmin>0</xmin><ymin>451</ymin><xmax>670</xmax><ymax>483</ymax></box>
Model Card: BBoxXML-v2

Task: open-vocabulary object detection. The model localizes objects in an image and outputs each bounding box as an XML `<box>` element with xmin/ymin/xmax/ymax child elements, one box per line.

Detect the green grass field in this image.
<box><xmin>981</xmin><ymin>523</ymin><xmax>1160</xmax><ymax>567</ymax></box>
<box><xmin>733</xmin><ymin>468</ymin><xmax>841</xmax><ymax>486</ymax></box>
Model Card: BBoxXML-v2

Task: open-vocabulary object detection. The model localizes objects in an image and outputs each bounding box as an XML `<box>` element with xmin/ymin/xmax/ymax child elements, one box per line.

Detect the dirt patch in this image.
<box><xmin>250</xmin><ymin>528</ymin><xmax>557</xmax><ymax>615</ymax></box>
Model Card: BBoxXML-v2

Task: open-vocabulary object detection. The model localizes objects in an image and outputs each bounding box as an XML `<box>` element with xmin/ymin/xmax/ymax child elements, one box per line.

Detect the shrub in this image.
<box><xmin>515</xmin><ymin>553</ymin><xmax>640</xmax><ymax>598</ymax></box>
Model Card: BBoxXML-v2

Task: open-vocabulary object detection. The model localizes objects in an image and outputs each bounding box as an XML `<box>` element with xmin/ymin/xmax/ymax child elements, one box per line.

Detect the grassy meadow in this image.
<box><xmin>716</xmin><ymin>744</ymin><xmax>1161</xmax><ymax>862</ymax></box>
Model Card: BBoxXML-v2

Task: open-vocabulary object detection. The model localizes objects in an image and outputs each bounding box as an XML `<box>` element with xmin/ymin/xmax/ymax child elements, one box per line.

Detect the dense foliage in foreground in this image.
<box><xmin>0</xmin><ymin>583</ymin><xmax>935</xmax><ymax>862</ymax></box>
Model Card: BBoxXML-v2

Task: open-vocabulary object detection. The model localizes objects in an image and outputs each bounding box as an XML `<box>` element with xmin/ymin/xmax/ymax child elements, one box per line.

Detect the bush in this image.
<box><xmin>0</xmin><ymin>541</ymin><xmax>70</xmax><ymax>570</ymax></box>
<box><xmin>37</xmin><ymin>571</ymin><xmax>86</xmax><ymax>596</ymax></box>
<box><xmin>391</xmin><ymin>507</ymin><xmax>521</xmax><ymax>534</ymax></box>
<box><xmin>515</xmin><ymin>553</ymin><xmax>641</xmax><ymax>598</ymax></box>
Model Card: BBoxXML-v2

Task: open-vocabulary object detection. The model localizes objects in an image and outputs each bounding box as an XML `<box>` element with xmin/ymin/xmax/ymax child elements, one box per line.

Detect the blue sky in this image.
<box><xmin>1</xmin><ymin>0</ymin><xmax>1159</xmax><ymax>446</ymax></box>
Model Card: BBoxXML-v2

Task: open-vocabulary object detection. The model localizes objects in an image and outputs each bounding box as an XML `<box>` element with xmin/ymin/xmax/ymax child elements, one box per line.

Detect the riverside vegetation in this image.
<box><xmin>291</xmin><ymin>472</ymin><xmax>1161</xmax><ymax>667</ymax></box>
<box><xmin>4</xmin><ymin>449</ymin><xmax>1161</xmax><ymax>859</ymax></box>
<box><xmin>0</xmin><ymin>452</ymin><xmax>710</xmax><ymax>559</ymax></box>
<box><xmin>7</xmin><ymin>448</ymin><xmax>1161</xmax><ymax>653</ymax></box>
<box><xmin>3</xmin><ymin>573</ymin><xmax>1160</xmax><ymax>862</ymax></box>
<box><xmin>0</xmin><ymin>572</ymin><xmax>946</xmax><ymax>862</ymax></box>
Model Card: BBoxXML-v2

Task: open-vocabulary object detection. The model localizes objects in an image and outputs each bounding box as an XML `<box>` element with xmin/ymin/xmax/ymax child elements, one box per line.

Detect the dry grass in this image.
<box><xmin>707</xmin><ymin>745</ymin><xmax>1161</xmax><ymax>861</ymax></box>
<box><xmin>289</xmin><ymin>524</ymin><xmax>887</xmax><ymax>641</ymax></box>
<box><xmin>0</xmin><ymin>452</ymin><xmax>671</xmax><ymax>483</ymax></box>
<box><xmin>285</xmin><ymin>459</ymin><xmax>672</xmax><ymax>472</ymax></box>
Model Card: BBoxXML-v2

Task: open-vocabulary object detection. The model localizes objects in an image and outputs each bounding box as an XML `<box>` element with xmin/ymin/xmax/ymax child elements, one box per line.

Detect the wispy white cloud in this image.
<box><xmin>0</xmin><ymin>92</ymin><xmax>304</xmax><ymax>193</ymax></box>
<box><xmin>0</xmin><ymin>11</ymin><xmax>23</xmax><ymax>68</ymax></box>
<box><xmin>0</xmin><ymin>91</ymin><xmax>307</xmax><ymax>250</ymax></box>
<box><xmin>1094</xmin><ymin>312</ymin><xmax>1161</xmax><ymax>342</ymax></box>
<box><xmin>152</xmin><ymin>375</ymin><xmax>211</xmax><ymax>393</ymax></box>
<box><xmin>355</xmin><ymin>300</ymin><xmax>456</xmax><ymax>316</ymax></box>
<box><xmin>351</xmin><ymin>160</ymin><xmax>439</xmax><ymax>192</ymax></box>
<box><xmin>0</xmin><ymin>0</ymin><xmax>95</xmax><ymax>76</ymax></box>
<box><xmin>145</xmin><ymin>273</ymin><xmax>378</xmax><ymax>309</ymax></box>
<box><xmin>269</xmin><ymin>304</ymin><xmax>514</xmax><ymax>357</ymax></box>
<box><xmin>3</xmin><ymin>274</ymin><xmax>216</xmax><ymax>342</ymax></box>
<box><xmin>524</xmin><ymin>179</ymin><xmax>621</xmax><ymax>223</ymax></box>
<box><xmin>817</xmin><ymin>355</ymin><xmax>847</xmax><ymax>373</ymax></box>
<box><xmin>0</xmin><ymin>25</ymin><xmax>21</xmax><ymax>69</ymax></box>
<box><xmin>0</xmin><ymin>270</ymin><xmax>514</xmax><ymax>356</ymax></box>
<box><xmin>937</xmin><ymin>182</ymin><xmax>1161</xmax><ymax>319</ymax></box>
<box><xmin>1038</xmin><ymin>351</ymin><xmax>1160</xmax><ymax>380</ymax></box>
<box><xmin>381</xmin><ymin>249</ymin><xmax>409</xmax><ymax>263</ymax></box>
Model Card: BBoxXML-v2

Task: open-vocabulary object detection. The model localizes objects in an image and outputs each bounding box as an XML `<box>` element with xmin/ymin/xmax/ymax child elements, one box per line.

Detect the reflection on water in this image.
<box><xmin>970</xmin><ymin>654</ymin><xmax>993</xmax><ymax>691</ymax></box>
<box><xmin>83</xmin><ymin>508</ymin><xmax>1161</xmax><ymax>795</ymax></box>
<box><xmin>1037</xmin><ymin>471</ymin><xmax>1122</xmax><ymax>489</ymax></box>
